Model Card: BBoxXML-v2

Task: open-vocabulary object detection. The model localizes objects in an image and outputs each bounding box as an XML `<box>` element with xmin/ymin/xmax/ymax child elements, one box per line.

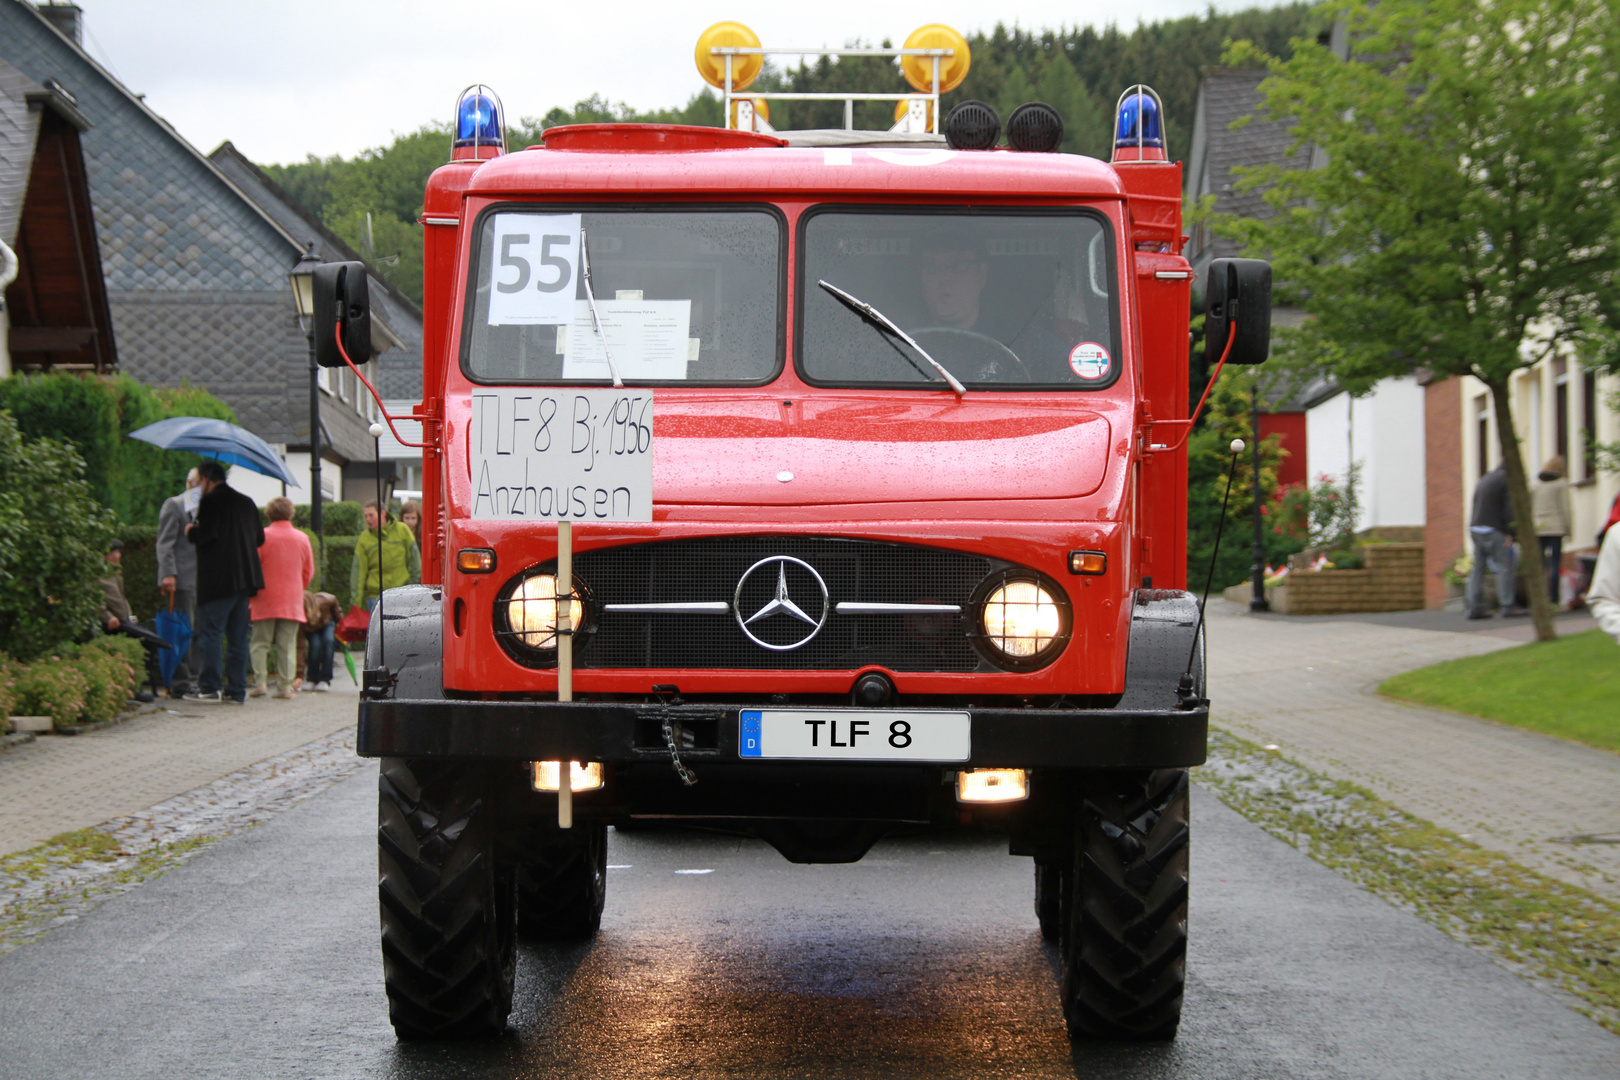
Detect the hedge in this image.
<box><xmin>0</xmin><ymin>373</ymin><xmax>234</xmax><ymax>527</ymax></box>
<box><xmin>1</xmin><ymin>636</ymin><xmax>143</xmax><ymax>729</ymax></box>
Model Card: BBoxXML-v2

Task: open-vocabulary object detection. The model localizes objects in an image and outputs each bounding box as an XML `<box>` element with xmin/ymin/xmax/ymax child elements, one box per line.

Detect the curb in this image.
<box><xmin>22</xmin><ymin>700</ymin><xmax>164</xmax><ymax>739</ymax></box>
<box><xmin>0</xmin><ymin>733</ymin><xmax>36</xmax><ymax>755</ymax></box>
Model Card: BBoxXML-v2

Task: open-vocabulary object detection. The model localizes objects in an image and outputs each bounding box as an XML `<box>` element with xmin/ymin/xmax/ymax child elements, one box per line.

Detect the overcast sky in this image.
<box><xmin>63</xmin><ymin>0</ymin><xmax>1291</xmax><ymax>165</ymax></box>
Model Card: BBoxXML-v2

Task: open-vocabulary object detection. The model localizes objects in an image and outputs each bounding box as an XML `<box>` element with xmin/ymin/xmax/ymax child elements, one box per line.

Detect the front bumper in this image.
<box><xmin>357</xmin><ymin>699</ymin><xmax>1208</xmax><ymax>768</ymax></box>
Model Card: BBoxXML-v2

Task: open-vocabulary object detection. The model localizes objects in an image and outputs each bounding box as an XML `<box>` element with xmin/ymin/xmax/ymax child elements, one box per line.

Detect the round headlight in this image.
<box><xmin>981</xmin><ymin>580</ymin><xmax>1063</xmax><ymax>660</ymax></box>
<box><xmin>502</xmin><ymin>573</ymin><xmax>584</xmax><ymax>651</ymax></box>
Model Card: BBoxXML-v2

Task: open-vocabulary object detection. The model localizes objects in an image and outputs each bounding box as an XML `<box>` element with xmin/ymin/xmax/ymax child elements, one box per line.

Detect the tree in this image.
<box><xmin>1224</xmin><ymin>0</ymin><xmax>1620</xmax><ymax>642</ymax></box>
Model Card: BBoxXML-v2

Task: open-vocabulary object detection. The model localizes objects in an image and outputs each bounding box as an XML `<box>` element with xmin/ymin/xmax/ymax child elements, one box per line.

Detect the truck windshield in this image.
<box><xmin>798</xmin><ymin>209</ymin><xmax>1119</xmax><ymax>390</ymax></box>
<box><xmin>464</xmin><ymin>207</ymin><xmax>782</xmax><ymax>385</ymax></box>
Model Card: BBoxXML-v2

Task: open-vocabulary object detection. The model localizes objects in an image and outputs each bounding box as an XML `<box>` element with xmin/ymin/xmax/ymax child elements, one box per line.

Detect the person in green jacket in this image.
<box><xmin>352</xmin><ymin>500</ymin><xmax>421</xmax><ymax>610</ymax></box>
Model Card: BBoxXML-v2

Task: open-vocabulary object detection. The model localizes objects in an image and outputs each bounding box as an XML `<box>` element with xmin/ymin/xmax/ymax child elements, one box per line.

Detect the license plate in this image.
<box><xmin>738</xmin><ymin>709</ymin><xmax>970</xmax><ymax>762</ymax></box>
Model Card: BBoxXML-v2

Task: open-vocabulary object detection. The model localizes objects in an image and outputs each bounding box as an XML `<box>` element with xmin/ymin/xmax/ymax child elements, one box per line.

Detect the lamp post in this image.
<box><xmin>288</xmin><ymin>242</ymin><xmax>324</xmax><ymax>551</ymax></box>
<box><xmin>1250</xmin><ymin>380</ymin><xmax>1271</xmax><ymax>612</ymax></box>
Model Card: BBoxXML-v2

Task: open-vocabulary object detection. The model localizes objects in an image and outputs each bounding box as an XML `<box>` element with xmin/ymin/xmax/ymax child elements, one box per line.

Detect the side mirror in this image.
<box><xmin>313</xmin><ymin>261</ymin><xmax>372</xmax><ymax>368</ymax></box>
<box><xmin>1204</xmin><ymin>257</ymin><xmax>1271</xmax><ymax>365</ymax></box>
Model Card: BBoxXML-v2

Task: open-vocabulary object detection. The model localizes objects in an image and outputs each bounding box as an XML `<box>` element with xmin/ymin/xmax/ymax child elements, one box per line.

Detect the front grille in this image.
<box><xmin>570</xmin><ymin>536</ymin><xmax>995</xmax><ymax>671</ymax></box>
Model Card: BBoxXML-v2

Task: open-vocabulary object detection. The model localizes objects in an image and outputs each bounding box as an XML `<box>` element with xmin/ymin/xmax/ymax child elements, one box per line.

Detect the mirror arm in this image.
<box><xmin>1143</xmin><ymin>323</ymin><xmax>1237</xmax><ymax>455</ymax></box>
<box><xmin>332</xmin><ymin>325</ymin><xmax>431</xmax><ymax>449</ymax></box>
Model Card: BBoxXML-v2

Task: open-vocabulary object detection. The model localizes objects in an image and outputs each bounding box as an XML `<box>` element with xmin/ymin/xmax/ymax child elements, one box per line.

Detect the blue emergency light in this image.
<box><xmin>1114</xmin><ymin>86</ymin><xmax>1164</xmax><ymax>149</ymax></box>
<box><xmin>455</xmin><ymin>85</ymin><xmax>505</xmax><ymax>150</ymax></box>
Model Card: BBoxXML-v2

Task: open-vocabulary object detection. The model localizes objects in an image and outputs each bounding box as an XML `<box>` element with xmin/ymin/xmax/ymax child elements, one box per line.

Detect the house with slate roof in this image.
<box><xmin>0</xmin><ymin>0</ymin><xmax>402</xmax><ymax>507</ymax></box>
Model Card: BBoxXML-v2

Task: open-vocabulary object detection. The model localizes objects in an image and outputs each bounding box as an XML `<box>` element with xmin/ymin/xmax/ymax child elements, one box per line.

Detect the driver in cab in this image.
<box><xmin>914</xmin><ymin>229</ymin><xmax>1064</xmax><ymax>382</ymax></box>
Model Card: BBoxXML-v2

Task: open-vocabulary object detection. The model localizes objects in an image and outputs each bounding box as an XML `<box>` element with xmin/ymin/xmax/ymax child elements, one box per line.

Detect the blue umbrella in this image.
<box><xmin>127</xmin><ymin>417</ymin><xmax>300</xmax><ymax>486</ymax></box>
<box><xmin>152</xmin><ymin>601</ymin><xmax>190</xmax><ymax>686</ymax></box>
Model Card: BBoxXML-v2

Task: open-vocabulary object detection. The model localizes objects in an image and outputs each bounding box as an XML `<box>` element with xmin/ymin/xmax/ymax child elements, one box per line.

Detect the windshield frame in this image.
<box><xmin>458</xmin><ymin>200</ymin><xmax>789</xmax><ymax>388</ymax></box>
<box><xmin>793</xmin><ymin>203</ymin><xmax>1123</xmax><ymax>393</ymax></box>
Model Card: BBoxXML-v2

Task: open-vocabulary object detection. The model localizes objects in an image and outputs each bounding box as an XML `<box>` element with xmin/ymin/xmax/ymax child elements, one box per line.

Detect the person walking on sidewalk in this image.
<box><xmin>1464</xmin><ymin>463</ymin><xmax>1522</xmax><ymax>615</ymax></box>
<box><xmin>351</xmin><ymin>500</ymin><xmax>420</xmax><ymax>612</ymax></box>
<box><xmin>1531</xmin><ymin>456</ymin><xmax>1572</xmax><ymax>607</ymax></box>
<box><xmin>249</xmin><ymin>497</ymin><xmax>313</xmax><ymax>699</ymax></box>
<box><xmin>185</xmin><ymin>461</ymin><xmax>263</xmax><ymax>704</ymax></box>
<box><xmin>1467</xmin><ymin>464</ymin><xmax>1522</xmax><ymax>619</ymax></box>
<box><xmin>155</xmin><ymin>467</ymin><xmax>201</xmax><ymax>697</ymax></box>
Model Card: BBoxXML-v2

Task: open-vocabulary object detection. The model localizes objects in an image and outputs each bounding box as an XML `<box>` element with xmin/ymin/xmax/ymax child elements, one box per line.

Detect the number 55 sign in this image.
<box><xmin>486</xmin><ymin>213</ymin><xmax>580</xmax><ymax>326</ymax></box>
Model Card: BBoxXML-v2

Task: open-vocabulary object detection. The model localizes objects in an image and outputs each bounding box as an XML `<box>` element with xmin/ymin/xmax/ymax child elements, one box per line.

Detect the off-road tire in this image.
<box><xmin>1034</xmin><ymin>858</ymin><xmax>1067</xmax><ymax>941</ymax></box>
<box><xmin>1062</xmin><ymin>769</ymin><xmax>1189</xmax><ymax>1041</ymax></box>
<box><xmin>514</xmin><ymin>821</ymin><xmax>607</xmax><ymax>940</ymax></box>
<box><xmin>378</xmin><ymin>758</ymin><xmax>516</xmax><ymax>1040</ymax></box>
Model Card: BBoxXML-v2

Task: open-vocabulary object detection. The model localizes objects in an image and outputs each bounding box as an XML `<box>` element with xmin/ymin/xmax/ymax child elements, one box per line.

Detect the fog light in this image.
<box><xmin>532</xmin><ymin>761</ymin><xmax>603</xmax><ymax>792</ymax></box>
<box><xmin>956</xmin><ymin>768</ymin><xmax>1028</xmax><ymax>803</ymax></box>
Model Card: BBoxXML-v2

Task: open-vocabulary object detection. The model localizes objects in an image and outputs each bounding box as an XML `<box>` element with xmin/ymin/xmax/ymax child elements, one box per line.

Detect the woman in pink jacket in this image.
<box><xmin>250</xmin><ymin>496</ymin><xmax>314</xmax><ymax>698</ymax></box>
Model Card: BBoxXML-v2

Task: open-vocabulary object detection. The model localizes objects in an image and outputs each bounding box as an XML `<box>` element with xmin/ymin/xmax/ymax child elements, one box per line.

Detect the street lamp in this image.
<box><xmin>288</xmin><ymin>242</ymin><xmax>325</xmax><ymax>547</ymax></box>
<box><xmin>1250</xmin><ymin>380</ymin><xmax>1271</xmax><ymax>612</ymax></box>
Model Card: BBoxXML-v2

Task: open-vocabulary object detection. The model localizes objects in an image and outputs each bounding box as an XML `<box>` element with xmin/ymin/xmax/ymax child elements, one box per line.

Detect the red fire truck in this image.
<box><xmin>321</xmin><ymin>24</ymin><xmax>1270</xmax><ymax>1044</ymax></box>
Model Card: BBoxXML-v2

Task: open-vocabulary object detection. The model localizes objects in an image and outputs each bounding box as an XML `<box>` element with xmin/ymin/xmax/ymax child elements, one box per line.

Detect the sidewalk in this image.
<box><xmin>0</xmin><ymin>680</ymin><xmax>361</xmax><ymax>857</ymax></box>
<box><xmin>1205</xmin><ymin>599</ymin><xmax>1620</xmax><ymax>899</ymax></box>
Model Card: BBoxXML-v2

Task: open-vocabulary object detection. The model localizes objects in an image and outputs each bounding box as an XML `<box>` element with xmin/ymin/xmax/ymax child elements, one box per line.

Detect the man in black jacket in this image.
<box><xmin>185</xmin><ymin>460</ymin><xmax>264</xmax><ymax>703</ymax></box>
<box><xmin>1467</xmin><ymin>464</ymin><xmax>1523</xmax><ymax>619</ymax></box>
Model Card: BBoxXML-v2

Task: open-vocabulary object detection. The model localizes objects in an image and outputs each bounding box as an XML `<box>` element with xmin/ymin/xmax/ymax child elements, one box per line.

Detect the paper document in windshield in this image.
<box><xmin>559</xmin><ymin>300</ymin><xmax>692</xmax><ymax>381</ymax></box>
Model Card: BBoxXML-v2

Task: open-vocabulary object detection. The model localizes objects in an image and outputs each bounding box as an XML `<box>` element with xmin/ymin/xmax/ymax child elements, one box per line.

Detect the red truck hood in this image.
<box><xmin>654</xmin><ymin>396</ymin><xmax>1112</xmax><ymax>506</ymax></box>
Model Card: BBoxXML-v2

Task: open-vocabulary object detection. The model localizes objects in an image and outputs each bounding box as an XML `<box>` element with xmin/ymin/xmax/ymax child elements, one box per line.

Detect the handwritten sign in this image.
<box><xmin>470</xmin><ymin>388</ymin><xmax>653</xmax><ymax>522</ymax></box>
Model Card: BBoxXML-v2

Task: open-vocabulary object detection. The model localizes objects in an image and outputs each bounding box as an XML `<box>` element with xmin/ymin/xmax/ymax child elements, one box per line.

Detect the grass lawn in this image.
<box><xmin>1379</xmin><ymin>628</ymin><xmax>1620</xmax><ymax>754</ymax></box>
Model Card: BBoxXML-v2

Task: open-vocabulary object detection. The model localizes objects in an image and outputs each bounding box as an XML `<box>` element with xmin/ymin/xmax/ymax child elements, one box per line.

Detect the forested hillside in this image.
<box><xmin>265</xmin><ymin>5</ymin><xmax>1318</xmax><ymax>305</ymax></box>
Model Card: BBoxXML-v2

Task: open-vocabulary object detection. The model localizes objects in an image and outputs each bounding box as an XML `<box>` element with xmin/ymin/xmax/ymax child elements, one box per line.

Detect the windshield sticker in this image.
<box><xmin>486</xmin><ymin>213</ymin><xmax>581</xmax><ymax>326</ymax></box>
<box><xmin>559</xmin><ymin>299</ymin><xmax>692</xmax><ymax>381</ymax></box>
<box><xmin>1069</xmin><ymin>342</ymin><xmax>1111</xmax><ymax>381</ymax></box>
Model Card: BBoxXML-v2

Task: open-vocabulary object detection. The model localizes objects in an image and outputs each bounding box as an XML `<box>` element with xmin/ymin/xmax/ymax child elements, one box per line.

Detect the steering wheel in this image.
<box><xmin>910</xmin><ymin>327</ymin><xmax>1032</xmax><ymax>384</ymax></box>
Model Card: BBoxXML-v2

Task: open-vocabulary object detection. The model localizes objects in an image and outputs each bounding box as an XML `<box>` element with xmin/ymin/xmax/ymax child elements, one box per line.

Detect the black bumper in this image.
<box><xmin>357</xmin><ymin>699</ymin><xmax>1208</xmax><ymax>769</ymax></box>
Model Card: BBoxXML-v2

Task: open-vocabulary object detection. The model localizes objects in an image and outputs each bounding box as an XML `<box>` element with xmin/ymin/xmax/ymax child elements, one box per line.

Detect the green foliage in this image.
<box><xmin>320</xmin><ymin>535</ymin><xmax>358</xmax><ymax>609</ymax></box>
<box><xmin>1274</xmin><ymin>467</ymin><xmax>1360</xmax><ymax>553</ymax></box>
<box><xmin>0</xmin><ymin>411</ymin><xmax>118</xmax><ymax>661</ymax></box>
<box><xmin>1223</xmin><ymin>0</ymin><xmax>1620</xmax><ymax>639</ymax></box>
<box><xmin>0</xmin><ymin>374</ymin><xmax>234</xmax><ymax>527</ymax></box>
<box><xmin>1224</xmin><ymin>0</ymin><xmax>1620</xmax><ymax>393</ymax></box>
<box><xmin>115</xmin><ymin>525</ymin><xmax>161</xmax><ymax>623</ymax></box>
<box><xmin>1186</xmin><ymin>368</ymin><xmax>1300</xmax><ymax>591</ymax></box>
<box><xmin>6</xmin><ymin>638</ymin><xmax>139</xmax><ymax>728</ymax></box>
<box><xmin>291</xmin><ymin>500</ymin><xmax>364</xmax><ymax>536</ymax></box>
<box><xmin>1380</xmin><ymin>629</ymin><xmax>1620</xmax><ymax>755</ymax></box>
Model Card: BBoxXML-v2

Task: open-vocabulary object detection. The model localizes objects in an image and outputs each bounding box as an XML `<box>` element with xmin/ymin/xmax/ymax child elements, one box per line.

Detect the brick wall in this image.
<box><xmin>1424</xmin><ymin>377</ymin><xmax>1464</xmax><ymax>608</ymax></box>
<box><xmin>1274</xmin><ymin>543</ymin><xmax>1426</xmax><ymax>614</ymax></box>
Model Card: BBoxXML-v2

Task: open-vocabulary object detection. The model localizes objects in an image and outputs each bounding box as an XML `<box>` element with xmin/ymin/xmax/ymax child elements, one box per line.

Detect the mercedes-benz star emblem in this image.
<box><xmin>734</xmin><ymin>556</ymin><xmax>829</xmax><ymax>651</ymax></box>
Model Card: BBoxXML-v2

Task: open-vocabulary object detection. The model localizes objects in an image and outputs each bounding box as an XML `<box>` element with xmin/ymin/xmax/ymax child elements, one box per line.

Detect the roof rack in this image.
<box><xmin>695</xmin><ymin>23</ymin><xmax>971</xmax><ymax>135</ymax></box>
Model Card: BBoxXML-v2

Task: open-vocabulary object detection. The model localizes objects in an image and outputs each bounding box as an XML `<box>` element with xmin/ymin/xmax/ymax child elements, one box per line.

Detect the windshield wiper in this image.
<box><xmin>817</xmin><ymin>279</ymin><xmax>966</xmax><ymax>396</ymax></box>
<box><xmin>579</xmin><ymin>227</ymin><xmax>624</xmax><ymax>388</ymax></box>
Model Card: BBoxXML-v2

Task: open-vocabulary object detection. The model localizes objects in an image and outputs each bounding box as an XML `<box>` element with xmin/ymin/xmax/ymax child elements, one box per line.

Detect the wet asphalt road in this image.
<box><xmin>0</xmin><ymin>769</ymin><xmax>1616</xmax><ymax>1080</ymax></box>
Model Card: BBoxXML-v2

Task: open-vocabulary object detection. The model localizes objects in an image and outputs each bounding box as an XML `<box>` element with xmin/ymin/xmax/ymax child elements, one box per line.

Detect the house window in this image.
<box><xmin>1555</xmin><ymin>357</ymin><xmax>1568</xmax><ymax>465</ymax></box>
<box><xmin>1583</xmin><ymin>369</ymin><xmax>1598</xmax><ymax>480</ymax></box>
<box><xmin>1475</xmin><ymin>394</ymin><xmax>1490</xmax><ymax>477</ymax></box>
